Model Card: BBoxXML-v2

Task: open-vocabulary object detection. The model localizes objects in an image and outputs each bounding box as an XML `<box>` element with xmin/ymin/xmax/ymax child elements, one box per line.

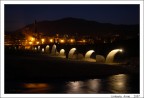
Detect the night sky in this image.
<box><xmin>5</xmin><ymin>4</ymin><xmax>139</xmax><ymax>31</ymax></box>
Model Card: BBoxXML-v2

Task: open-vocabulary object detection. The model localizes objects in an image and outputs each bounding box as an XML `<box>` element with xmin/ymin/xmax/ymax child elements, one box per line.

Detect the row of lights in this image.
<box><xmin>27</xmin><ymin>37</ymin><xmax>77</xmax><ymax>45</ymax></box>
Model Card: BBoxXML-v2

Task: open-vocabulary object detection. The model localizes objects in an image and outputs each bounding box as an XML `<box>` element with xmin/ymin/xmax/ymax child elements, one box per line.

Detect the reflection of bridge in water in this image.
<box><xmin>7</xmin><ymin>44</ymin><xmax>123</xmax><ymax>63</ymax></box>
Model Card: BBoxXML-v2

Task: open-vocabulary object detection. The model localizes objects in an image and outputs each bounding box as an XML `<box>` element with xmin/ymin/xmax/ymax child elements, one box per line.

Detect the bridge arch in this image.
<box><xmin>106</xmin><ymin>49</ymin><xmax>123</xmax><ymax>63</ymax></box>
<box><xmin>85</xmin><ymin>50</ymin><xmax>95</xmax><ymax>59</ymax></box>
<box><xmin>68</xmin><ymin>48</ymin><xmax>77</xmax><ymax>59</ymax></box>
<box><xmin>51</xmin><ymin>44</ymin><xmax>57</xmax><ymax>55</ymax></box>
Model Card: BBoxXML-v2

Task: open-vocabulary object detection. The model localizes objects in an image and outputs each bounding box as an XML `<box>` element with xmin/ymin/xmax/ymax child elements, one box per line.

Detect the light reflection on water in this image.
<box><xmin>5</xmin><ymin>74</ymin><xmax>139</xmax><ymax>94</ymax></box>
<box><xmin>107</xmin><ymin>74</ymin><xmax>130</xmax><ymax>93</ymax></box>
<box><xmin>22</xmin><ymin>83</ymin><xmax>50</xmax><ymax>93</ymax></box>
<box><xmin>66</xmin><ymin>79</ymin><xmax>101</xmax><ymax>93</ymax></box>
<box><xmin>23</xmin><ymin>83</ymin><xmax>48</xmax><ymax>88</ymax></box>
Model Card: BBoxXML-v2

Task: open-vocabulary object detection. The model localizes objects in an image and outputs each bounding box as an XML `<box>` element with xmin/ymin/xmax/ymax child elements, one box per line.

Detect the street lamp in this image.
<box><xmin>41</xmin><ymin>38</ymin><xmax>45</xmax><ymax>44</ymax></box>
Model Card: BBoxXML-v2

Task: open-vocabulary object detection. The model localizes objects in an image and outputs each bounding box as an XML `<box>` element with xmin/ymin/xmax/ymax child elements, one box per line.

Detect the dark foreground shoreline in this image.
<box><xmin>5</xmin><ymin>53</ymin><xmax>139</xmax><ymax>82</ymax></box>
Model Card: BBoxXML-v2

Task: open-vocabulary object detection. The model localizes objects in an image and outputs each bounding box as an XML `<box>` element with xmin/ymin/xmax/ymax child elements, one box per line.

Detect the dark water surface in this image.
<box><xmin>5</xmin><ymin>74</ymin><xmax>139</xmax><ymax>94</ymax></box>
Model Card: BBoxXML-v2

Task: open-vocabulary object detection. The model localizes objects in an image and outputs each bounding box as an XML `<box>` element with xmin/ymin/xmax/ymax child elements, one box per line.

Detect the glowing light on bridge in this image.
<box><xmin>60</xmin><ymin>49</ymin><xmax>65</xmax><ymax>56</ymax></box>
<box><xmin>42</xmin><ymin>48</ymin><xmax>45</xmax><ymax>53</ymax></box>
<box><xmin>51</xmin><ymin>44</ymin><xmax>57</xmax><ymax>55</ymax></box>
<box><xmin>45</xmin><ymin>45</ymin><xmax>50</xmax><ymax>53</ymax></box>
<box><xmin>106</xmin><ymin>49</ymin><xmax>123</xmax><ymax>63</ymax></box>
<box><xmin>85</xmin><ymin>50</ymin><xmax>95</xmax><ymax>59</ymax></box>
<box><xmin>68</xmin><ymin>48</ymin><xmax>76</xmax><ymax>59</ymax></box>
<box><xmin>119</xmin><ymin>49</ymin><xmax>123</xmax><ymax>52</ymax></box>
<box><xmin>84</xmin><ymin>50</ymin><xmax>96</xmax><ymax>62</ymax></box>
<box><xmin>34</xmin><ymin>47</ymin><xmax>37</xmax><ymax>51</ymax></box>
<box><xmin>38</xmin><ymin>46</ymin><xmax>40</xmax><ymax>51</ymax></box>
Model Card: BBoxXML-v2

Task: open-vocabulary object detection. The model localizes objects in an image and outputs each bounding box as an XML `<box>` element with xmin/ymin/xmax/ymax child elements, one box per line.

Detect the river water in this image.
<box><xmin>5</xmin><ymin>74</ymin><xmax>139</xmax><ymax>94</ymax></box>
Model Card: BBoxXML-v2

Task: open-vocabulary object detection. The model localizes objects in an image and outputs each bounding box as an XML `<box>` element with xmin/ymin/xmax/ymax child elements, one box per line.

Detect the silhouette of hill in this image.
<box><xmin>9</xmin><ymin>17</ymin><xmax>139</xmax><ymax>38</ymax></box>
